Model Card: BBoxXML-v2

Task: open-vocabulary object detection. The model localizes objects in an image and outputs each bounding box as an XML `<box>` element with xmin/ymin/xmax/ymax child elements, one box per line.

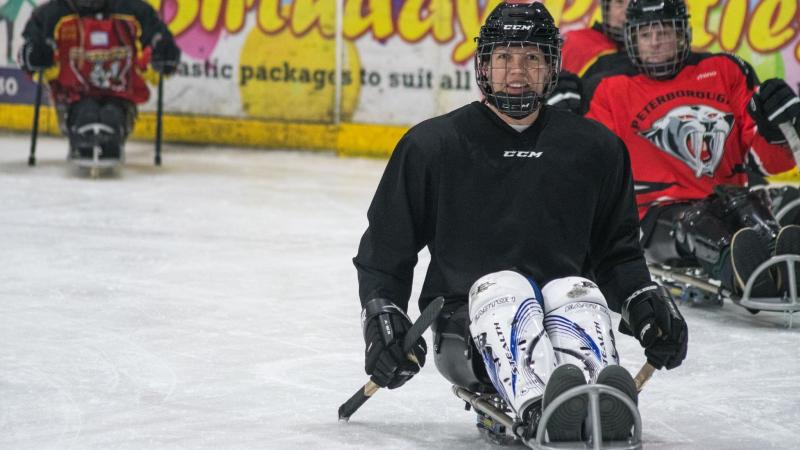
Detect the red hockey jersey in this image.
<box><xmin>561</xmin><ymin>25</ymin><xmax>618</xmax><ymax>76</ymax></box>
<box><xmin>586</xmin><ymin>53</ymin><xmax>795</xmax><ymax>218</ymax></box>
<box><xmin>49</xmin><ymin>14</ymin><xmax>150</xmax><ymax>104</ymax></box>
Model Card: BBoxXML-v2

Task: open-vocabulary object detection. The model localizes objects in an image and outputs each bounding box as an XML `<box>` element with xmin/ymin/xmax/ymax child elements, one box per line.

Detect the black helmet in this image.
<box><xmin>624</xmin><ymin>0</ymin><xmax>691</xmax><ymax>79</ymax></box>
<box><xmin>73</xmin><ymin>0</ymin><xmax>106</xmax><ymax>13</ymax></box>
<box><xmin>474</xmin><ymin>1</ymin><xmax>562</xmax><ymax>119</ymax></box>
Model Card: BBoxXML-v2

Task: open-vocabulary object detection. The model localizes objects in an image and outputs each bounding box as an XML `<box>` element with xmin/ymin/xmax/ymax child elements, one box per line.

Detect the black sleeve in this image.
<box><xmin>21</xmin><ymin>2</ymin><xmax>64</xmax><ymax>43</ymax></box>
<box><xmin>110</xmin><ymin>0</ymin><xmax>174</xmax><ymax>47</ymax></box>
<box><xmin>589</xmin><ymin>136</ymin><xmax>653</xmax><ymax>312</ymax></box>
<box><xmin>353</xmin><ymin>132</ymin><xmax>436</xmax><ymax>311</ymax></box>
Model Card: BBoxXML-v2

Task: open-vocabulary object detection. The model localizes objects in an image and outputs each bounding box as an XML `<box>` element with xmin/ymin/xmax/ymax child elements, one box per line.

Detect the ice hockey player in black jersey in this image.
<box><xmin>352</xmin><ymin>1</ymin><xmax>688</xmax><ymax>446</ymax></box>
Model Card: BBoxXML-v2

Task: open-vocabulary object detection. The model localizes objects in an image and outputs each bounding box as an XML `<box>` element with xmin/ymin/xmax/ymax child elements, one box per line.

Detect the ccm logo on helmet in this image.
<box><xmin>504</xmin><ymin>150</ymin><xmax>543</xmax><ymax>158</ymax></box>
<box><xmin>503</xmin><ymin>24</ymin><xmax>533</xmax><ymax>30</ymax></box>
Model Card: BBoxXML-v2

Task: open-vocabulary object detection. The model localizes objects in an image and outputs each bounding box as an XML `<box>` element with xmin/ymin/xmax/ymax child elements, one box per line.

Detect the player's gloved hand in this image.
<box><xmin>362</xmin><ymin>298</ymin><xmax>427</xmax><ymax>389</ymax></box>
<box><xmin>546</xmin><ymin>71</ymin><xmax>583</xmax><ymax>114</ymax></box>
<box><xmin>748</xmin><ymin>78</ymin><xmax>800</xmax><ymax>145</ymax></box>
<box><xmin>150</xmin><ymin>33</ymin><xmax>181</xmax><ymax>75</ymax></box>
<box><xmin>619</xmin><ymin>283</ymin><xmax>688</xmax><ymax>370</ymax></box>
<box><xmin>19</xmin><ymin>40</ymin><xmax>54</xmax><ymax>72</ymax></box>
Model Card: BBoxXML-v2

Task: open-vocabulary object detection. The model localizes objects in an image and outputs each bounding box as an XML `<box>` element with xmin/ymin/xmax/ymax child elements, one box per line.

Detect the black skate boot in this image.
<box><xmin>767</xmin><ymin>185</ymin><xmax>800</xmax><ymax>226</ymax></box>
<box><xmin>537</xmin><ymin>363</ymin><xmax>587</xmax><ymax>442</ymax></box>
<box><xmin>475</xmin><ymin>394</ymin><xmax>522</xmax><ymax>446</ymax></box>
<box><xmin>595</xmin><ymin>364</ymin><xmax>638</xmax><ymax>442</ymax></box>
<box><xmin>775</xmin><ymin>225</ymin><xmax>800</xmax><ymax>297</ymax></box>
<box><xmin>730</xmin><ymin>227</ymin><xmax>778</xmax><ymax>298</ymax></box>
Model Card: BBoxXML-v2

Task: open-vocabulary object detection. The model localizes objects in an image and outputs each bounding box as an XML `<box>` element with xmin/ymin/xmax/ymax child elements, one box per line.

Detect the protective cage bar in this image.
<box><xmin>739</xmin><ymin>255</ymin><xmax>800</xmax><ymax>318</ymax></box>
<box><xmin>453</xmin><ymin>384</ymin><xmax>643</xmax><ymax>450</ymax></box>
<box><xmin>532</xmin><ymin>384</ymin><xmax>642</xmax><ymax>450</ymax></box>
<box><xmin>649</xmin><ymin>255</ymin><xmax>800</xmax><ymax>328</ymax></box>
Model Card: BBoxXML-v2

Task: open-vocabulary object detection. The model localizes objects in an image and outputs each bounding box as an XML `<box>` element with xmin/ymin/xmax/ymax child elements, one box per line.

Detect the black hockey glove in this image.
<box><xmin>362</xmin><ymin>298</ymin><xmax>427</xmax><ymax>389</ymax></box>
<box><xmin>19</xmin><ymin>40</ymin><xmax>54</xmax><ymax>72</ymax></box>
<box><xmin>620</xmin><ymin>283</ymin><xmax>688</xmax><ymax>370</ymax></box>
<box><xmin>546</xmin><ymin>71</ymin><xmax>583</xmax><ymax>114</ymax></box>
<box><xmin>748</xmin><ymin>78</ymin><xmax>800</xmax><ymax>145</ymax></box>
<box><xmin>150</xmin><ymin>33</ymin><xmax>181</xmax><ymax>75</ymax></box>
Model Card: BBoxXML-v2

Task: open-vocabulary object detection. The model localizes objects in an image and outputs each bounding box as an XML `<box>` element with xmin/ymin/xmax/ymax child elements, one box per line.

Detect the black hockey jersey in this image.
<box><xmin>354</xmin><ymin>103</ymin><xmax>653</xmax><ymax>313</ymax></box>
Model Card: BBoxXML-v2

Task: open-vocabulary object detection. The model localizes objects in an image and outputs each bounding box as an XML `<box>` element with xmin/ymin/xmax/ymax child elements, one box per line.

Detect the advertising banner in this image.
<box><xmin>0</xmin><ymin>0</ymin><xmax>798</xmax><ymax>133</ymax></box>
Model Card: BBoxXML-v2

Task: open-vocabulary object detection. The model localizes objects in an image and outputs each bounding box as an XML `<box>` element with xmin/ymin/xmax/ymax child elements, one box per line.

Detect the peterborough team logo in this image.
<box><xmin>639</xmin><ymin>105</ymin><xmax>733</xmax><ymax>178</ymax></box>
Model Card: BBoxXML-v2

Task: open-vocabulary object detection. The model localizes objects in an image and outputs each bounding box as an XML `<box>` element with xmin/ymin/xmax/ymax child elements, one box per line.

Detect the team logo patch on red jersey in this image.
<box><xmin>639</xmin><ymin>105</ymin><xmax>733</xmax><ymax>178</ymax></box>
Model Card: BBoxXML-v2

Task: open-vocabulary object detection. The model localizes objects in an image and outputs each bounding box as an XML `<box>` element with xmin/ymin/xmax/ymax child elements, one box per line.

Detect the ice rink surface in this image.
<box><xmin>1</xmin><ymin>134</ymin><xmax>799</xmax><ymax>449</ymax></box>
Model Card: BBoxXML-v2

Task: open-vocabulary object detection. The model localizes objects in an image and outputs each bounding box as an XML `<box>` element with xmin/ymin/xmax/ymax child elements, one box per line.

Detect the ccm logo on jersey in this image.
<box><xmin>504</xmin><ymin>24</ymin><xmax>533</xmax><ymax>30</ymax></box>
<box><xmin>504</xmin><ymin>150</ymin><xmax>543</xmax><ymax>158</ymax></box>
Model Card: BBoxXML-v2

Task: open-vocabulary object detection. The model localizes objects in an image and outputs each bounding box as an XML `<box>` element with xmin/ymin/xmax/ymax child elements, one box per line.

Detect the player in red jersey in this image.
<box><xmin>562</xmin><ymin>0</ymin><xmax>627</xmax><ymax>77</ymax></box>
<box><xmin>548</xmin><ymin>0</ymin><xmax>629</xmax><ymax>114</ymax></box>
<box><xmin>19</xmin><ymin>0</ymin><xmax>179</xmax><ymax>162</ymax></box>
<box><xmin>585</xmin><ymin>0</ymin><xmax>800</xmax><ymax>298</ymax></box>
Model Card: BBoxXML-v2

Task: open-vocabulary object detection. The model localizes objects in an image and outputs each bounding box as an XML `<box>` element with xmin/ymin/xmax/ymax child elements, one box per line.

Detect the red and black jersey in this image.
<box><xmin>561</xmin><ymin>24</ymin><xmax>619</xmax><ymax>77</ymax></box>
<box><xmin>48</xmin><ymin>14</ymin><xmax>151</xmax><ymax>104</ymax></box>
<box><xmin>586</xmin><ymin>53</ymin><xmax>796</xmax><ymax>218</ymax></box>
<box><xmin>22</xmin><ymin>0</ymin><xmax>171</xmax><ymax>105</ymax></box>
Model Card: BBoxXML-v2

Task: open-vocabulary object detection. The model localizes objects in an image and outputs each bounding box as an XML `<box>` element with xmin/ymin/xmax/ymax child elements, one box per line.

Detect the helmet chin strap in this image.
<box><xmin>501</xmin><ymin>107</ymin><xmax>538</xmax><ymax>120</ymax></box>
<box><xmin>490</xmin><ymin>91</ymin><xmax>543</xmax><ymax>120</ymax></box>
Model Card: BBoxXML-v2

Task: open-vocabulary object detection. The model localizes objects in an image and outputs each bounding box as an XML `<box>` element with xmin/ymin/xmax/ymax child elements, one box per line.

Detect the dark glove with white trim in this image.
<box><xmin>150</xmin><ymin>33</ymin><xmax>181</xmax><ymax>75</ymax></box>
<box><xmin>362</xmin><ymin>298</ymin><xmax>427</xmax><ymax>389</ymax></box>
<box><xmin>748</xmin><ymin>78</ymin><xmax>800</xmax><ymax>145</ymax></box>
<box><xmin>546</xmin><ymin>71</ymin><xmax>583</xmax><ymax>114</ymax></box>
<box><xmin>19</xmin><ymin>39</ymin><xmax>53</xmax><ymax>72</ymax></box>
<box><xmin>619</xmin><ymin>283</ymin><xmax>688</xmax><ymax>370</ymax></box>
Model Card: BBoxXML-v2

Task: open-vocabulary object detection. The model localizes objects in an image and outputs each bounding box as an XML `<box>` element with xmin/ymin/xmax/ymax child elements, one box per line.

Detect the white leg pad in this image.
<box><xmin>542</xmin><ymin>277</ymin><xmax>620</xmax><ymax>382</ymax></box>
<box><xmin>468</xmin><ymin>270</ymin><xmax>557</xmax><ymax>414</ymax></box>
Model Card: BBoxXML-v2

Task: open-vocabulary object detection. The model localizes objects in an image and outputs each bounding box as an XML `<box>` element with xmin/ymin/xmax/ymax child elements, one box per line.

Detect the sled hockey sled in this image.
<box><xmin>453</xmin><ymin>384</ymin><xmax>643</xmax><ymax>450</ymax></box>
<box><xmin>649</xmin><ymin>255</ymin><xmax>800</xmax><ymax>327</ymax></box>
<box><xmin>68</xmin><ymin>123</ymin><xmax>125</xmax><ymax>178</ymax></box>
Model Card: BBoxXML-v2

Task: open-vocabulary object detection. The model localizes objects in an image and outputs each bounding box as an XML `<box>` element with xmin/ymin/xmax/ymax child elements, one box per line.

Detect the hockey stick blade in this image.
<box><xmin>338</xmin><ymin>296</ymin><xmax>445</xmax><ymax>422</ymax></box>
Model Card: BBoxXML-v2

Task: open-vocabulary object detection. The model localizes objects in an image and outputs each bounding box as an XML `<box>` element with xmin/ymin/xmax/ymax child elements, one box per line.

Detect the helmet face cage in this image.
<box><xmin>625</xmin><ymin>18</ymin><xmax>690</xmax><ymax>80</ymax></box>
<box><xmin>600</xmin><ymin>0</ymin><xmax>626</xmax><ymax>44</ymax></box>
<box><xmin>475</xmin><ymin>40</ymin><xmax>560</xmax><ymax>119</ymax></box>
<box><xmin>474</xmin><ymin>2</ymin><xmax>562</xmax><ymax>119</ymax></box>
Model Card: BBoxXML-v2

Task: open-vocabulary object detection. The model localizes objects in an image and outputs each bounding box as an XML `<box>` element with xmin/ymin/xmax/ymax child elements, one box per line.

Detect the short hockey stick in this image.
<box><xmin>154</xmin><ymin>71</ymin><xmax>164</xmax><ymax>166</ymax></box>
<box><xmin>633</xmin><ymin>362</ymin><xmax>656</xmax><ymax>393</ymax></box>
<box><xmin>778</xmin><ymin>121</ymin><xmax>800</xmax><ymax>166</ymax></box>
<box><xmin>28</xmin><ymin>69</ymin><xmax>44</xmax><ymax>166</ymax></box>
<box><xmin>338</xmin><ymin>296</ymin><xmax>445</xmax><ymax>421</ymax></box>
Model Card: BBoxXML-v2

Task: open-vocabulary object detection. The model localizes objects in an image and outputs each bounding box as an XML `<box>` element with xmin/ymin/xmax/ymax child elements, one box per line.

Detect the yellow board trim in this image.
<box><xmin>5</xmin><ymin>100</ymin><xmax>794</xmax><ymax>181</ymax></box>
<box><xmin>0</xmin><ymin>103</ymin><xmax>404</xmax><ymax>158</ymax></box>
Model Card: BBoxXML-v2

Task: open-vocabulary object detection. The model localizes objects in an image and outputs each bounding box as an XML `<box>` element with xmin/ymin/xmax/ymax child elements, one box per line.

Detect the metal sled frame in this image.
<box><xmin>69</xmin><ymin>123</ymin><xmax>125</xmax><ymax>177</ymax></box>
<box><xmin>774</xmin><ymin>197</ymin><xmax>800</xmax><ymax>225</ymax></box>
<box><xmin>453</xmin><ymin>385</ymin><xmax>642</xmax><ymax>450</ymax></box>
<box><xmin>649</xmin><ymin>255</ymin><xmax>800</xmax><ymax>327</ymax></box>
